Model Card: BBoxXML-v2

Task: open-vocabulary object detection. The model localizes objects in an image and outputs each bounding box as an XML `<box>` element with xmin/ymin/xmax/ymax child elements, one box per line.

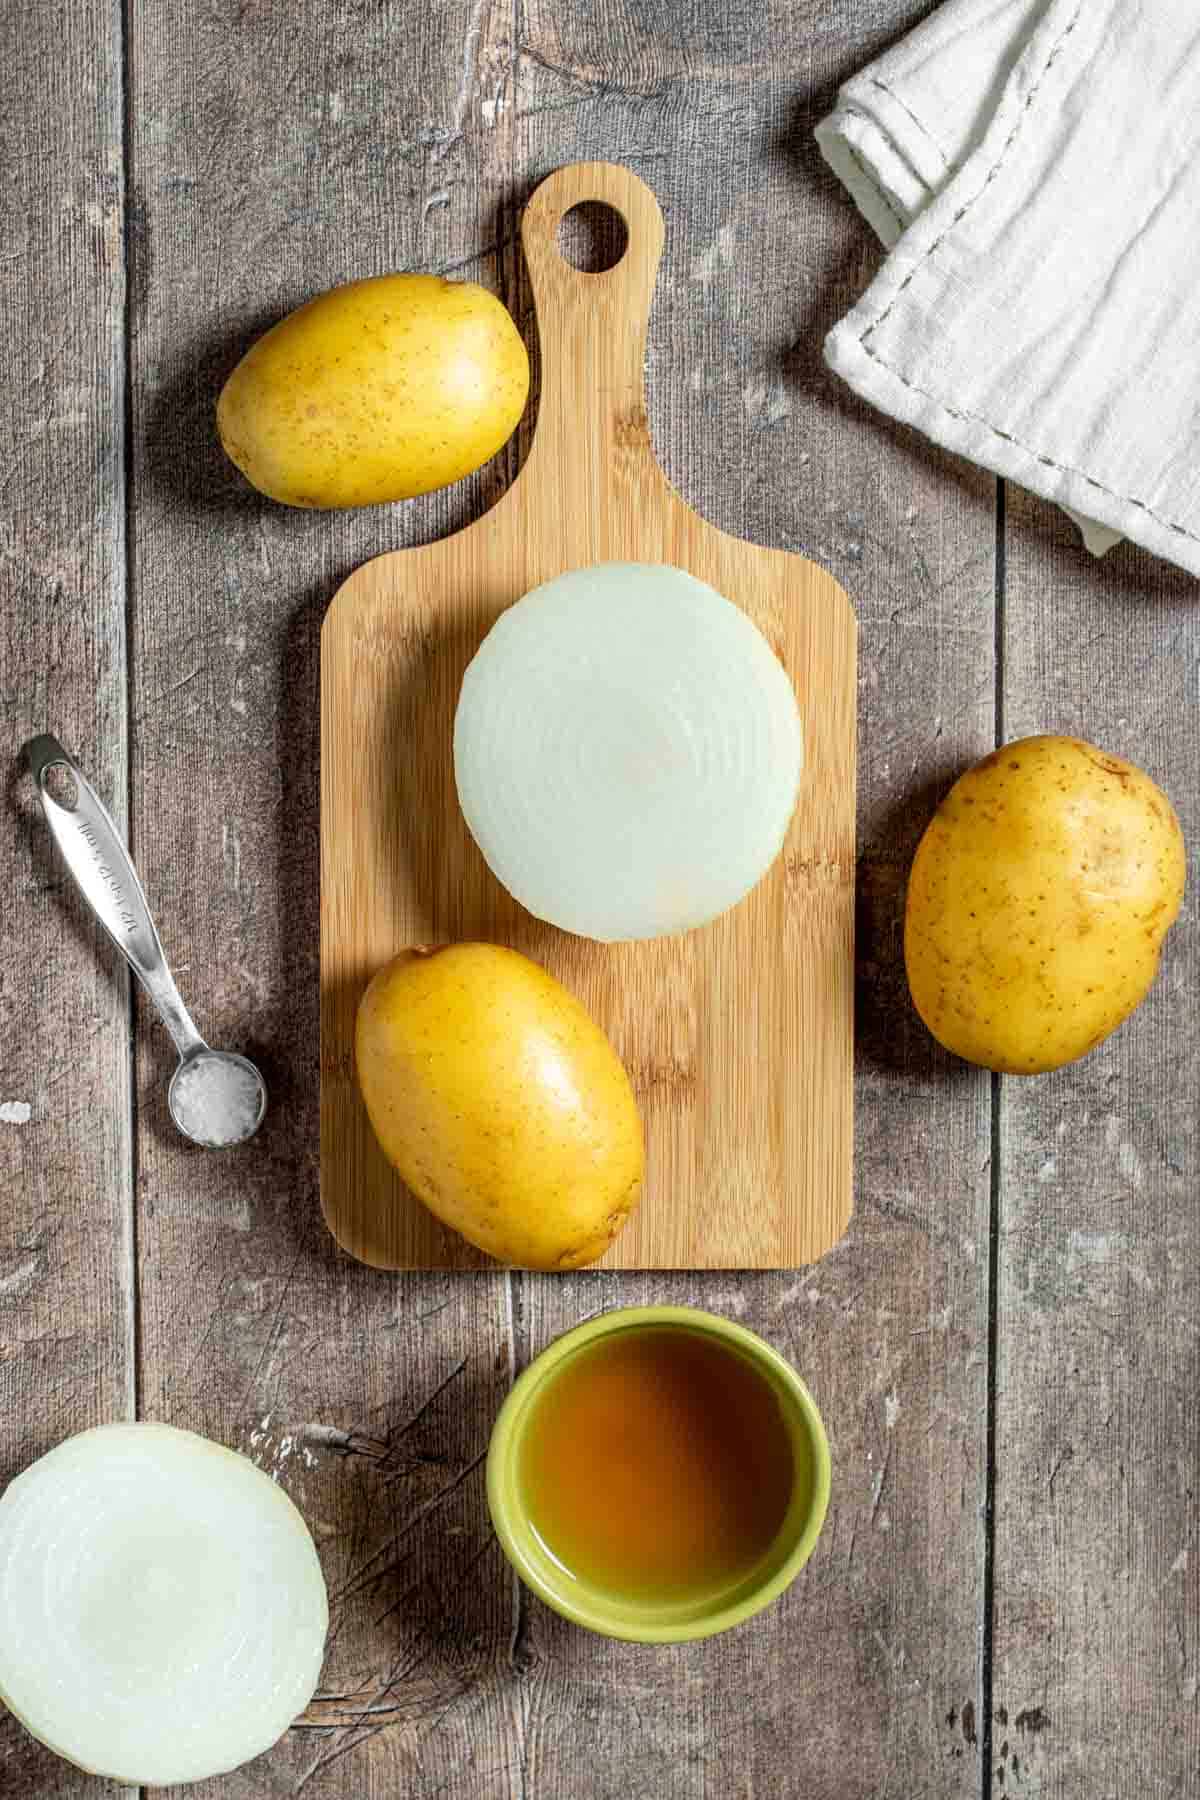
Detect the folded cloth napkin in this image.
<box><xmin>817</xmin><ymin>0</ymin><xmax>1200</xmax><ymax>575</ymax></box>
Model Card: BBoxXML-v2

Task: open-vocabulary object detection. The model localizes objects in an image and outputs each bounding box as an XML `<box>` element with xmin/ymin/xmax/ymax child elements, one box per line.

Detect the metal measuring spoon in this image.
<box><xmin>27</xmin><ymin>734</ymin><xmax>267</xmax><ymax>1148</ymax></box>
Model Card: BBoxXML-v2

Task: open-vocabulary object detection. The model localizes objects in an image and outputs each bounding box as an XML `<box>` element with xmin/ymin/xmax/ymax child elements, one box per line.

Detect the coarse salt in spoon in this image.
<box><xmin>26</xmin><ymin>734</ymin><xmax>267</xmax><ymax>1147</ymax></box>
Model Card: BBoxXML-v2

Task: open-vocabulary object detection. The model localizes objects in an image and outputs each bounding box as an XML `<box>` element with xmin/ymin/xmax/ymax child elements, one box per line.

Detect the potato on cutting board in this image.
<box><xmin>355</xmin><ymin>944</ymin><xmax>644</xmax><ymax>1270</ymax></box>
<box><xmin>905</xmin><ymin>735</ymin><xmax>1186</xmax><ymax>1074</ymax></box>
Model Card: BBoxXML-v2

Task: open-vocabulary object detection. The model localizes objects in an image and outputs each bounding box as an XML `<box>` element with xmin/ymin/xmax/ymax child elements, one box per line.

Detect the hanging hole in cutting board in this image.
<box><xmin>557</xmin><ymin>201</ymin><xmax>629</xmax><ymax>273</ymax></box>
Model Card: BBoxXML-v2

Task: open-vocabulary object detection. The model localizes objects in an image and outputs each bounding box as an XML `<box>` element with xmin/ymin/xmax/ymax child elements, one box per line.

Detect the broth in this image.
<box><xmin>517</xmin><ymin>1327</ymin><xmax>795</xmax><ymax>1603</ymax></box>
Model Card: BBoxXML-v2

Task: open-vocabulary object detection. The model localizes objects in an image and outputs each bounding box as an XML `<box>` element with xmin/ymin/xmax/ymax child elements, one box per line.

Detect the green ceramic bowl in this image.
<box><xmin>487</xmin><ymin>1305</ymin><xmax>831</xmax><ymax>1643</ymax></box>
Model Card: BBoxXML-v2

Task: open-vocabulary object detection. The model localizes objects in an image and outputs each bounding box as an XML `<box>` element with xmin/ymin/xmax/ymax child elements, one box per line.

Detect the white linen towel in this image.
<box><xmin>817</xmin><ymin>0</ymin><xmax>1200</xmax><ymax>576</ymax></box>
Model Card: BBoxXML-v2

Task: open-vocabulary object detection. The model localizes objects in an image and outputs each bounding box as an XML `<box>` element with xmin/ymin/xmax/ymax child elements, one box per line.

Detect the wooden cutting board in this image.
<box><xmin>320</xmin><ymin>162</ymin><xmax>856</xmax><ymax>1271</ymax></box>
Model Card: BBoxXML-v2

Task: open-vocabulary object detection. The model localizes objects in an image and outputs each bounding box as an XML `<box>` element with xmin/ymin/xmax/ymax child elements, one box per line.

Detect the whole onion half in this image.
<box><xmin>0</xmin><ymin>1423</ymin><xmax>328</xmax><ymax>1786</ymax></box>
<box><xmin>454</xmin><ymin>563</ymin><xmax>804</xmax><ymax>941</ymax></box>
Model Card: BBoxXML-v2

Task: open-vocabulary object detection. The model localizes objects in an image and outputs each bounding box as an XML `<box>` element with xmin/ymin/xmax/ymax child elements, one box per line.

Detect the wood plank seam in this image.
<box><xmin>118</xmin><ymin>0</ymin><xmax>140</xmax><ymax>1442</ymax></box>
<box><xmin>979</xmin><ymin>477</ymin><xmax>1006</xmax><ymax>1800</ymax></box>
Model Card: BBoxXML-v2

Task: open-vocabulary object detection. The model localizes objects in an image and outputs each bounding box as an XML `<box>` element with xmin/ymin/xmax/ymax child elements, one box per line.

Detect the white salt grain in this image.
<box><xmin>171</xmin><ymin>1053</ymin><xmax>264</xmax><ymax>1147</ymax></box>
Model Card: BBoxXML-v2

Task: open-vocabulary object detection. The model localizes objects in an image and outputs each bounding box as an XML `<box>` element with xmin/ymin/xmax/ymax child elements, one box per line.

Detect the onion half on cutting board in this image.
<box><xmin>454</xmin><ymin>562</ymin><xmax>804</xmax><ymax>942</ymax></box>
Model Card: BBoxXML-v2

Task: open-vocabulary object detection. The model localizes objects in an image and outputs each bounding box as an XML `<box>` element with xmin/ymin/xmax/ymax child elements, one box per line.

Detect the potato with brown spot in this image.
<box><xmin>904</xmin><ymin>735</ymin><xmax>1186</xmax><ymax>1073</ymax></box>
<box><xmin>355</xmin><ymin>944</ymin><xmax>643</xmax><ymax>1268</ymax></box>
<box><xmin>216</xmin><ymin>274</ymin><xmax>528</xmax><ymax>507</ymax></box>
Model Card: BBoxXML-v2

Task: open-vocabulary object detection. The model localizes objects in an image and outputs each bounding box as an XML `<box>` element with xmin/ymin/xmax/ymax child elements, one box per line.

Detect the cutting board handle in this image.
<box><xmin>519</xmin><ymin>162</ymin><xmax>666</xmax><ymax>496</ymax></box>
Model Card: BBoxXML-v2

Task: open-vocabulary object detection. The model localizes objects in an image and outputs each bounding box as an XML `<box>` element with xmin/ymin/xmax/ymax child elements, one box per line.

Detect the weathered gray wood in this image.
<box><xmin>21</xmin><ymin>3</ymin><xmax>1200</xmax><ymax>1798</ymax></box>
<box><xmin>0</xmin><ymin>0</ymin><xmax>132</xmax><ymax>1792</ymax></box>
<box><xmin>513</xmin><ymin>4</ymin><xmax>995</xmax><ymax>1795</ymax></box>
<box><xmin>126</xmin><ymin>2</ymin><xmax>525</xmax><ymax>1794</ymax></box>
<box><xmin>993</xmin><ymin>494</ymin><xmax>1200</xmax><ymax>1797</ymax></box>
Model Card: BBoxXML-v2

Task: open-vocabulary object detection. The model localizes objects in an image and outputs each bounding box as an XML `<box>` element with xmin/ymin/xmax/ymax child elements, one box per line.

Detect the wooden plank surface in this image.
<box><xmin>124</xmin><ymin>0</ymin><xmax>994</xmax><ymax>1787</ymax></box>
<box><xmin>5</xmin><ymin>0</ymin><xmax>1196</xmax><ymax>1797</ymax></box>
<box><xmin>0</xmin><ymin>0</ymin><xmax>131</xmax><ymax>1794</ymax></box>
<box><xmin>511</xmin><ymin>5</ymin><xmax>994</xmax><ymax>1796</ymax></box>
<box><xmin>125</xmin><ymin>2</ymin><xmax>525</xmax><ymax>1795</ymax></box>
<box><xmin>320</xmin><ymin>162</ymin><xmax>857</xmax><ymax>1274</ymax></box>
<box><xmin>992</xmin><ymin>496</ymin><xmax>1200</xmax><ymax>1797</ymax></box>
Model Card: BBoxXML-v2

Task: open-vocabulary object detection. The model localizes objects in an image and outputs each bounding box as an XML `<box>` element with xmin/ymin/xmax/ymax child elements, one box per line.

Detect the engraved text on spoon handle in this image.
<box><xmin>27</xmin><ymin>735</ymin><xmax>205</xmax><ymax>1062</ymax></box>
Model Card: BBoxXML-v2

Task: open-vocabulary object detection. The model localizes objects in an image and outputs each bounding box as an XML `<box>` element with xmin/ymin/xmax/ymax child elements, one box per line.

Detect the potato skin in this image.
<box><xmin>355</xmin><ymin>945</ymin><xmax>643</xmax><ymax>1269</ymax></box>
<box><xmin>904</xmin><ymin>736</ymin><xmax>1186</xmax><ymax>1074</ymax></box>
<box><xmin>216</xmin><ymin>274</ymin><xmax>528</xmax><ymax>507</ymax></box>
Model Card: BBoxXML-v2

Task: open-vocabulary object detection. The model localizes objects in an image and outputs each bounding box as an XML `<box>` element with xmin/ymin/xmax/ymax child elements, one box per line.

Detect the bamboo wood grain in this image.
<box><xmin>320</xmin><ymin>162</ymin><xmax>857</xmax><ymax>1271</ymax></box>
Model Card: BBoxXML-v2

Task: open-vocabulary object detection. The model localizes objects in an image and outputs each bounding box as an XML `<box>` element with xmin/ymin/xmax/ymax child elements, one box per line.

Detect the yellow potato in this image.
<box><xmin>356</xmin><ymin>944</ymin><xmax>643</xmax><ymax>1269</ymax></box>
<box><xmin>904</xmin><ymin>736</ymin><xmax>1186</xmax><ymax>1074</ymax></box>
<box><xmin>216</xmin><ymin>274</ymin><xmax>528</xmax><ymax>507</ymax></box>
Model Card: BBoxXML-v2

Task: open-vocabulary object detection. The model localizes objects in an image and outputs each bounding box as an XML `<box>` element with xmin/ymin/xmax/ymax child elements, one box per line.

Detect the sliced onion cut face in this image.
<box><xmin>0</xmin><ymin>1422</ymin><xmax>328</xmax><ymax>1786</ymax></box>
<box><xmin>454</xmin><ymin>563</ymin><xmax>805</xmax><ymax>941</ymax></box>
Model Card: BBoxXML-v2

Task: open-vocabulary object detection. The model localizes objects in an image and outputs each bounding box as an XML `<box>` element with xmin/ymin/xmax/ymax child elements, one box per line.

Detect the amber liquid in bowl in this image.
<box><xmin>516</xmin><ymin>1327</ymin><xmax>795</xmax><ymax>1604</ymax></box>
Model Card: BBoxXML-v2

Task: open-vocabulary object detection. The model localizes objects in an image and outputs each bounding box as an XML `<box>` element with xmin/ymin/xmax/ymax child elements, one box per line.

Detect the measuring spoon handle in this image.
<box><xmin>27</xmin><ymin>734</ymin><xmax>205</xmax><ymax>1061</ymax></box>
